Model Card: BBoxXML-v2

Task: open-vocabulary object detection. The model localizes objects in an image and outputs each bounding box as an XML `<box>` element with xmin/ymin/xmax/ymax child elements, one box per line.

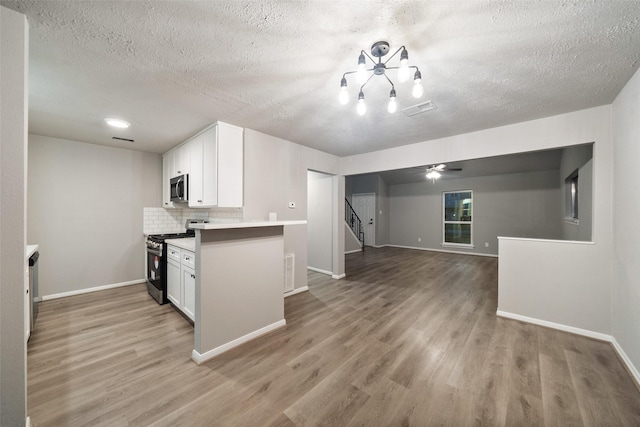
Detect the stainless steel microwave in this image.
<box><xmin>170</xmin><ymin>174</ymin><xmax>188</xmax><ymax>203</ymax></box>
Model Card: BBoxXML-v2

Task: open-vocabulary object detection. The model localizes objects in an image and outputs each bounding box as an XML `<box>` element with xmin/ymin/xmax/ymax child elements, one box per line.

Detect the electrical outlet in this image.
<box><xmin>288</xmin><ymin>202</ymin><xmax>295</xmax><ymax>209</ymax></box>
<box><xmin>485</xmin><ymin>242</ymin><xmax>489</xmax><ymax>248</ymax></box>
<box><xmin>418</xmin><ymin>237</ymin><xmax>422</xmax><ymax>242</ymax></box>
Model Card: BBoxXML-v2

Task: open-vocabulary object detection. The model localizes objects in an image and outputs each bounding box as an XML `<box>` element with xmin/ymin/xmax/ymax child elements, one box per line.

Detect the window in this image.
<box><xmin>443</xmin><ymin>190</ymin><xmax>473</xmax><ymax>246</ymax></box>
<box><xmin>565</xmin><ymin>169</ymin><xmax>579</xmax><ymax>222</ymax></box>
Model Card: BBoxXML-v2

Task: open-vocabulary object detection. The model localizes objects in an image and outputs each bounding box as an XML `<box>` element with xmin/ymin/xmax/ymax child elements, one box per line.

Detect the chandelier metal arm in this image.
<box><xmin>361</xmin><ymin>49</ymin><xmax>376</xmax><ymax>65</ymax></box>
<box><xmin>381</xmin><ymin>45</ymin><xmax>406</xmax><ymax>67</ymax></box>
<box><xmin>359</xmin><ymin>72</ymin><xmax>376</xmax><ymax>92</ymax></box>
<box><xmin>383</xmin><ymin>73</ymin><xmax>395</xmax><ymax>90</ymax></box>
<box><xmin>385</xmin><ymin>65</ymin><xmax>420</xmax><ymax>73</ymax></box>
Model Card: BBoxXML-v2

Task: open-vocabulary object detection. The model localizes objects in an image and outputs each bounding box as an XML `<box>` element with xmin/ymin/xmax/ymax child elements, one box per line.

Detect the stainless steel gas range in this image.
<box><xmin>145</xmin><ymin>231</ymin><xmax>193</xmax><ymax>304</ymax></box>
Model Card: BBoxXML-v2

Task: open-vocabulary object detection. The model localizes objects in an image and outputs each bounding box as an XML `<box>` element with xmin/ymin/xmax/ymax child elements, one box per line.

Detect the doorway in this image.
<box><xmin>307</xmin><ymin>170</ymin><xmax>334</xmax><ymax>275</ymax></box>
<box><xmin>352</xmin><ymin>193</ymin><xmax>376</xmax><ymax>247</ymax></box>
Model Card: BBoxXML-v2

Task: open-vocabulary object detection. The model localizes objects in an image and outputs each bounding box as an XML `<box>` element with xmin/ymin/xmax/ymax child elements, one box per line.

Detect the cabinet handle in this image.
<box><xmin>191</xmin><ymin>274</ymin><xmax>195</xmax><ymax>279</ymax></box>
<box><xmin>185</xmin><ymin>257</ymin><xmax>190</xmax><ymax>261</ymax></box>
<box><xmin>198</xmin><ymin>200</ymin><xmax>202</xmax><ymax>203</ymax></box>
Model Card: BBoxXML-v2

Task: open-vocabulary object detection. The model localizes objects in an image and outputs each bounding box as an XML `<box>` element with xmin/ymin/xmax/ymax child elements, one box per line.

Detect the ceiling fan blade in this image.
<box><xmin>435</xmin><ymin>164</ymin><xmax>446</xmax><ymax>171</ymax></box>
<box><xmin>446</xmin><ymin>168</ymin><xmax>463</xmax><ymax>171</ymax></box>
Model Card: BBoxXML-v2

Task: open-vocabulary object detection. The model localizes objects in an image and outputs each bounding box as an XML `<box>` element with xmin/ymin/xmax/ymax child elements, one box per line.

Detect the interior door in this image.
<box><xmin>352</xmin><ymin>193</ymin><xmax>376</xmax><ymax>247</ymax></box>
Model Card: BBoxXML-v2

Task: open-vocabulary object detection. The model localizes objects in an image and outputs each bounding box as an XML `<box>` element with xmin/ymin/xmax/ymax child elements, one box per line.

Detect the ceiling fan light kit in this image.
<box><xmin>339</xmin><ymin>41</ymin><xmax>424</xmax><ymax>115</ymax></box>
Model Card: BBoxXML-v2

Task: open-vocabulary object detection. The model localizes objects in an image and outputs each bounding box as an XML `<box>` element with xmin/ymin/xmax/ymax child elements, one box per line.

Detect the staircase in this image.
<box><xmin>345</xmin><ymin>198</ymin><xmax>365</xmax><ymax>251</ymax></box>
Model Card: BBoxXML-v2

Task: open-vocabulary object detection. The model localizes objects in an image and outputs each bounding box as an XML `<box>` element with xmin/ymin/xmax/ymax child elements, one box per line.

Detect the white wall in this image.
<box><xmin>388</xmin><ymin>170</ymin><xmax>562</xmax><ymax>255</ymax></box>
<box><xmin>339</xmin><ymin>105</ymin><xmax>614</xmax><ymax>338</ymax></box>
<box><xmin>612</xmin><ymin>67</ymin><xmax>640</xmax><ymax>378</ymax></box>
<box><xmin>307</xmin><ymin>171</ymin><xmax>333</xmax><ymax>273</ymax></box>
<box><xmin>0</xmin><ymin>5</ymin><xmax>28</xmax><ymax>424</ymax></box>
<box><xmin>242</xmin><ymin>129</ymin><xmax>340</xmax><ymax>288</ymax></box>
<box><xmin>28</xmin><ymin>135</ymin><xmax>162</xmax><ymax>297</ymax></box>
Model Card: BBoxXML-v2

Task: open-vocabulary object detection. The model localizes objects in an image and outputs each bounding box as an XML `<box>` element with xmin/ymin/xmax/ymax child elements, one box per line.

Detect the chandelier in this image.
<box><xmin>339</xmin><ymin>41</ymin><xmax>424</xmax><ymax>115</ymax></box>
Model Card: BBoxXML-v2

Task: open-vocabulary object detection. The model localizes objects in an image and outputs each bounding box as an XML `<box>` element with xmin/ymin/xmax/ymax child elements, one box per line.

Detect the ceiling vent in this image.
<box><xmin>401</xmin><ymin>100</ymin><xmax>437</xmax><ymax>117</ymax></box>
<box><xmin>112</xmin><ymin>136</ymin><xmax>134</xmax><ymax>142</ymax></box>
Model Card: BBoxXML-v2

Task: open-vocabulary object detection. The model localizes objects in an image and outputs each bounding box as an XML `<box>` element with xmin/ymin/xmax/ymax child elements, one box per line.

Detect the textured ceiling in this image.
<box><xmin>2</xmin><ymin>1</ymin><xmax>640</xmax><ymax>156</ymax></box>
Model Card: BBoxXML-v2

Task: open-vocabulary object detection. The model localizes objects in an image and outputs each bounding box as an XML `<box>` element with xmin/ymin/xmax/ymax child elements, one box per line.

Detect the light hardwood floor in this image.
<box><xmin>28</xmin><ymin>247</ymin><xmax>640</xmax><ymax>426</ymax></box>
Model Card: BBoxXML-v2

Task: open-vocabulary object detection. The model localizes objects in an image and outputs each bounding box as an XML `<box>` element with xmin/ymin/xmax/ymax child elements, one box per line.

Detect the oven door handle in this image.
<box><xmin>147</xmin><ymin>247</ymin><xmax>162</xmax><ymax>257</ymax></box>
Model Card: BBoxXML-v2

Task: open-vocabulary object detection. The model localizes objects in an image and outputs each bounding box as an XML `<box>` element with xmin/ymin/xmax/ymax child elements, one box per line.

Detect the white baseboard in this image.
<box><xmin>385</xmin><ymin>244</ymin><xmax>498</xmax><ymax>258</ymax></box>
<box><xmin>285</xmin><ymin>286</ymin><xmax>308</xmax><ymax>297</ymax></box>
<box><xmin>496</xmin><ymin>310</ymin><xmax>612</xmax><ymax>341</ymax></box>
<box><xmin>307</xmin><ymin>266</ymin><xmax>333</xmax><ymax>276</ymax></box>
<box><xmin>611</xmin><ymin>336</ymin><xmax>640</xmax><ymax>391</ymax></box>
<box><xmin>497</xmin><ymin>310</ymin><xmax>640</xmax><ymax>390</ymax></box>
<box><xmin>345</xmin><ymin>249</ymin><xmax>362</xmax><ymax>255</ymax></box>
<box><xmin>191</xmin><ymin>319</ymin><xmax>286</xmax><ymax>365</ymax></box>
<box><xmin>41</xmin><ymin>279</ymin><xmax>146</xmax><ymax>301</ymax></box>
<box><xmin>332</xmin><ymin>273</ymin><xmax>346</xmax><ymax>280</ymax></box>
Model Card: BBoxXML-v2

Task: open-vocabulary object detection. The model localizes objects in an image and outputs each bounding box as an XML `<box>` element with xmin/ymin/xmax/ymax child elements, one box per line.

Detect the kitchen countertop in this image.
<box><xmin>191</xmin><ymin>220</ymin><xmax>306</xmax><ymax>230</ymax></box>
<box><xmin>165</xmin><ymin>238</ymin><xmax>195</xmax><ymax>252</ymax></box>
<box><xmin>27</xmin><ymin>244</ymin><xmax>39</xmax><ymax>258</ymax></box>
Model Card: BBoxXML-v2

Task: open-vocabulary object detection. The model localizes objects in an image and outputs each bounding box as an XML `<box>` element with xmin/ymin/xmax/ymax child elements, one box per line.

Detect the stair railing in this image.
<box><xmin>345</xmin><ymin>198</ymin><xmax>365</xmax><ymax>250</ymax></box>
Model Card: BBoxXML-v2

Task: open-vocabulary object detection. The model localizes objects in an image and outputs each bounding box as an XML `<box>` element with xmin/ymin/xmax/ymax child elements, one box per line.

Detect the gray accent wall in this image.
<box><xmin>560</xmin><ymin>144</ymin><xmax>593</xmax><ymax>241</ymax></box>
<box><xmin>0</xmin><ymin>6</ymin><xmax>28</xmax><ymax>424</ymax></box>
<box><xmin>388</xmin><ymin>170</ymin><xmax>562</xmax><ymax>255</ymax></box>
<box><xmin>27</xmin><ymin>135</ymin><xmax>162</xmax><ymax>296</ymax></box>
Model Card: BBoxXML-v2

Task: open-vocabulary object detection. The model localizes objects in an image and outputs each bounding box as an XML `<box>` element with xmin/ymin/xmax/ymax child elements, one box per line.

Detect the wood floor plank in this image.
<box><xmin>26</xmin><ymin>247</ymin><xmax>640</xmax><ymax>426</ymax></box>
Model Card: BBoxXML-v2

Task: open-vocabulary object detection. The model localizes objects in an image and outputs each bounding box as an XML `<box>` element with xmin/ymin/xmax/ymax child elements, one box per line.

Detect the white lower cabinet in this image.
<box><xmin>166</xmin><ymin>247</ymin><xmax>181</xmax><ymax>307</ymax></box>
<box><xmin>166</xmin><ymin>244</ymin><xmax>195</xmax><ymax>322</ymax></box>
<box><xmin>182</xmin><ymin>265</ymin><xmax>196</xmax><ymax>320</ymax></box>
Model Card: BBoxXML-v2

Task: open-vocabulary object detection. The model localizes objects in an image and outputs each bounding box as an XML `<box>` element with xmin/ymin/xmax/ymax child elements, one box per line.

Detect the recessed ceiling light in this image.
<box><xmin>104</xmin><ymin>118</ymin><xmax>131</xmax><ymax>128</ymax></box>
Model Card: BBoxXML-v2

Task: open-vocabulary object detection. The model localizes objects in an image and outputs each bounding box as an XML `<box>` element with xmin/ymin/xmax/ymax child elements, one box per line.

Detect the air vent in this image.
<box><xmin>112</xmin><ymin>136</ymin><xmax>134</xmax><ymax>142</ymax></box>
<box><xmin>284</xmin><ymin>253</ymin><xmax>295</xmax><ymax>293</ymax></box>
<box><xmin>401</xmin><ymin>100</ymin><xmax>437</xmax><ymax>117</ymax></box>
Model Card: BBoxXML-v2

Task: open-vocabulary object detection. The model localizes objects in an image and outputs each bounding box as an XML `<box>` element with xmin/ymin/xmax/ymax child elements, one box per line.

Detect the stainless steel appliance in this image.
<box><xmin>28</xmin><ymin>251</ymin><xmax>39</xmax><ymax>335</ymax></box>
<box><xmin>170</xmin><ymin>174</ymin><xmax>188</xmax><ymax>203</ymax></box>
<box><xmin>145</xmin><ymin>219</ymin><xmax>206</xmax><ymax>304</ymax></box>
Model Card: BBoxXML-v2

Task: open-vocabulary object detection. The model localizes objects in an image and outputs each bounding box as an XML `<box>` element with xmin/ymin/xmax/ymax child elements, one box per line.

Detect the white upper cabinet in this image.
<box><xmin>186</xmin><ymin>122</ymin><xmax>243</xmax><ymax>208</ymax></box>
<box><xmin>163</xmin><ymin>121</ymin><xmax>243</xmax><ymax>209</ymax></box>
<box><xmin>188</xmin><ymin>128</ymin><xmax>218</xmax><ymax>207</ymax></box>
<box><xmin>172</xmin><ymin>143</ymin><xmax>190</xmax><ymax>177</ymax></box>
<box><xmin>162</xmin><ymin>151</ymin><xmax>174</xmax><ymax>208</ymax></box>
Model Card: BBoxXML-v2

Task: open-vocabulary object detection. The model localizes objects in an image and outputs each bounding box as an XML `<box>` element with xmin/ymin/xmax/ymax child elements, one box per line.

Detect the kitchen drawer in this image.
<box><xmin>167</xmin><ymin>245</ymin><xmax>181</xmax><ymax>263</ymax></box>
<box><xmin>182</xmin><ymin>250</ymin><xmax>195</xmax><ymax>269</ymax></box>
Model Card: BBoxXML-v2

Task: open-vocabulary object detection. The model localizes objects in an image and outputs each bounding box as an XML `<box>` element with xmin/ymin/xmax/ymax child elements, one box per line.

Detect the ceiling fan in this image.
<box><xmin>424</xmin><ymin>164</ymin><xmax>462</xmax><ymax>182</ymax></box>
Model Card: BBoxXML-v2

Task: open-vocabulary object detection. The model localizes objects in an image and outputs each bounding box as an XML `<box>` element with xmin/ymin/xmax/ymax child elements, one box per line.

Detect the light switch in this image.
<box><xmin>288</xmin><ymin>202</ymin><xmax>296</xmax><ymax>209</ymax></box>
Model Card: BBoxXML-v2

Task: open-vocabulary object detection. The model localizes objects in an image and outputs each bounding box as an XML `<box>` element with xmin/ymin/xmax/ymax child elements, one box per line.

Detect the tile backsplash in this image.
<box><xmin>143</xmin><ymin>207</ymin><xmax>243</xmax><ymax>235</ymax></box>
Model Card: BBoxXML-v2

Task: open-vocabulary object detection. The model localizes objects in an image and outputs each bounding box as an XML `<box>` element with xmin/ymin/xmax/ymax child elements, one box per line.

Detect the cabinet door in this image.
<box><xmin>173</xmin><ymin>144</ymin><xmax>190</xmax><ymax>176</ymax></box>
<box><xmin>217</xmin><ymin>123</ymin><xmax>243</xmax><ymax>207</ymax></box>
<box><xmin>167</xmin><ymin>259</ymin><xmax>181</xmax><ymax>307</ymax></box>
<box><xmin>162</xmin><ymin>152</ymin><xmax>174</xmax><ymax>208</ymax></box>
<box><xmin>188</xmin><ymin>135</ymin><xmax>204</xmax><ymax>207</ymax></box>
<box><xmin>182</xmin><ymin>265</ymin><xmax>196</xmax><ymax>321</ymax></box>
<box><xmin>201</xmin><ymin>127</ymin><xmax>218</xmax><ymax>206</ymax></box>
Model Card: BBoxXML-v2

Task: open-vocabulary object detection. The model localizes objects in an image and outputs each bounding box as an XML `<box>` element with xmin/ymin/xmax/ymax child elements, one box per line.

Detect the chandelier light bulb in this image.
<box><xmin>426</xmin><ymin>170</ymin><xmax>441</xmax><ymax>180</ymax></box>
<box><xmin>398</xmin><ymin>48</ymin><xmax>410</xmax><ymax>82</ymax></box>
<box><xmin>412</xmin><ymin>81</ymin><xmax>424</xmax><ymax>98</ymax></box>
<box><xmin>357</xmin><ymin>90</ymin><xmax>366</xmax><ymax>116</ymax></box>
<box><xmin>387</xmin><ymin>89</ymin><xmax>397</xmax><ymax>113</ymax></box>
<box><xmin>412</xmin><ymin>70</ymin><xmax>424</xmax><ymax>98</ymax></box>
<box><xmin>339</xmin><ymin>77</ymin><xmax>349</xmax><ymax>105</ymax></box>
